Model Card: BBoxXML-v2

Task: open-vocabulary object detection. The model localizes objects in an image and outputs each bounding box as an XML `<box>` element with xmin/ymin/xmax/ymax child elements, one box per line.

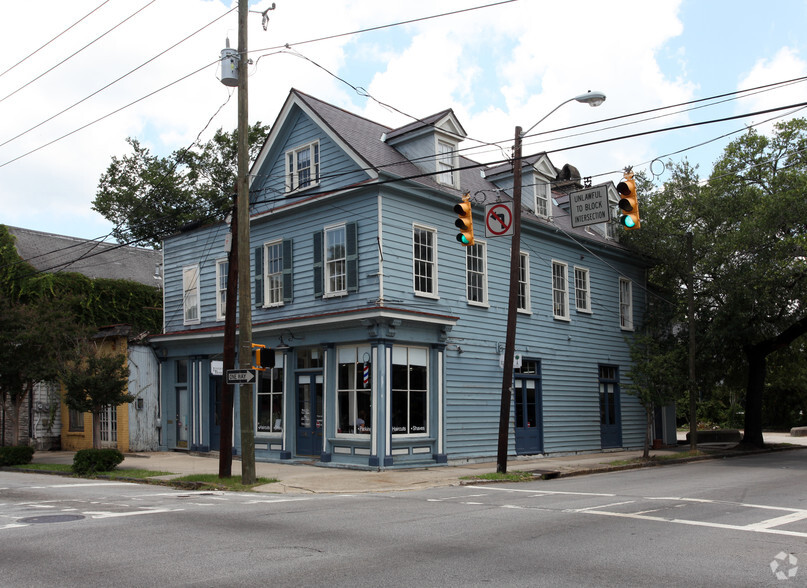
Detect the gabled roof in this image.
<box><xmin>251</xmin><ymin>89</ymin><xmax>629</xmax><ymax>252</ymax></box>
<box><xmin>5</xmin><ymin>226</ymin><xmax>162</xmax><ymax>288</ymax></box>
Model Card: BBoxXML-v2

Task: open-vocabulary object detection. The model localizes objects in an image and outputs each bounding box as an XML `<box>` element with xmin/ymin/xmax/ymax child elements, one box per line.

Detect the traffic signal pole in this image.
<box><xmin>236</xmin><ymin>0</ymin><xmax>256</xmax><ymax>485</ymax></box>
<box><xmin>496</xmin><ymin>125</ymin><xmax>523</xmax><ymax>474</ymax></box>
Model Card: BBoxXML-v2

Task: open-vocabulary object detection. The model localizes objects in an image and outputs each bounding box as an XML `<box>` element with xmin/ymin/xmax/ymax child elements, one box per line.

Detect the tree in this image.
<box><xmin>626</xmin><ymin>119</ymin><xmax>807</xmax><ymax>448</ymax></box>
<box><xmin>61</xmin><ymin>344</ymin><xmax>133</xmax><ymax>449</ymax></box>
<box><xmin>92</xmin><ymin>123</ymin><xmax>269</xmax><ymax>248</ymax></box>
<box><xmin>0</xmin><ymin>295</ymin><xmax>86</xmax><ymax>445</ymax></box>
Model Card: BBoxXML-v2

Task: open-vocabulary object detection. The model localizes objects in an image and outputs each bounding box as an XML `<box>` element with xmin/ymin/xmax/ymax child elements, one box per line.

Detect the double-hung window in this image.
<box><xmin>215</xmin><ymin>259</ymin><xmax>228</xmax><ymax>321</ymax></box>
<box><xmin>619</xmin><ymin>278</ymin><xmax>633</xmax><ymax>330</ymax></box>
<box><xmin>466</xmin><ymin>242</ymin><xmax>487</xmax><ymax>305</ymax></box>
<box><xmin>574</xmin><ymin>266</ymin><xmax>591</xmax><ymax>313</ymax></box>
<box><xmin>391</xmin><ymin>346</ymin><xmax>428</xmax><ymax>436</ymax></box>
<box><xmin>413</xmin><ymin>225</ymin><xmax>437</xmax><ymax>297</ymax></box>
<box><xmin>552</xmin><ymin>260</ymin><xmax>569</xmax><ymax>320</ymax></box>
<box><xmin>437</xmin><ymin>140</ymin><xmax>457</xmax><ymax>187</ymax></box>
<box><xmin>264</xmin><ymin>240</ymin><xmax>284</xmax><ymax>306</ymax></box>
<box><xmin>313</xmin><ymin>223</ymin><xmax>358</xmax><ymax>298</ymax></box>
<box><xmin>285</xmin><ymin>141</ymin><xmax>320</xmax><ymax>192</ymax></box>
<box><xmin>182</xmin><ymin>264</ymin><xmax>200</xmax><ymax>325</ymax></box>
<box><xmin>535</xmin><ymin>181</ymin><xmax>550</xmax><ymax>217</ymax></box>
<box><xmin>518</xmin><ymin>251</ymin><xmax>531</xmax><ymax>312</ymax></box>
<box><xmin>254</xmin><ymin>239</ymin><xmax>293</xmax><ymax>308</ymax></box>
<box><xmin>337</xmin><ymin>345</ymin><xmax>372</xmax><ymax>436</ymax></box>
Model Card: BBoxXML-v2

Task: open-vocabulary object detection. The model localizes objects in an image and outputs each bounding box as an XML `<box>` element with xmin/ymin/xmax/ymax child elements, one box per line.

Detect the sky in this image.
<box><xmin>1</xmin><ymin>0</ymin><xmax>806</xmax><ymax>244</ymax></box>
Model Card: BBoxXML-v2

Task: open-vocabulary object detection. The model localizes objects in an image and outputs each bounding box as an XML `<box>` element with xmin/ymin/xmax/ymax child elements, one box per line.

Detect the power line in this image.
<box><xmin>0</xmin><ymin>0</ymin><xmax>159</xmax><ymax>105</ymax></box>
<box><xmin>0</xmin><ymin>0</ymin><xmax>112</xmax><ymax>80</ymax></box>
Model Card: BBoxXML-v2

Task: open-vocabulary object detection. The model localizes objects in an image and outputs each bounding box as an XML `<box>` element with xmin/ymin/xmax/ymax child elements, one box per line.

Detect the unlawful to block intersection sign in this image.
<box><xmin>226</xmin><ymin>369</ymin><xmax>256</xmax><ymax>385</ymax></box>
<box><xmin>569</xmin><ymin>184</ymin><xmax>610</xmax><ymax>228</ymax></box>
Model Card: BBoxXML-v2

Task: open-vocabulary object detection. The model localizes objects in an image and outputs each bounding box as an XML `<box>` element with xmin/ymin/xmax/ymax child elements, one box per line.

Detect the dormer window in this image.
<box><xmin>286</xmin><ymin>141</ymin><xmax>320</xmax><ymax>192</ymax></box>
<box><xmin>534</xmin><ymin>181</ymin><xmax>550</xmax><ymax>217</ymax></box>
<box><xmin>437</xmin><ymin>140</ymin><xmax>458</xmax><ymax>187</ymax></box>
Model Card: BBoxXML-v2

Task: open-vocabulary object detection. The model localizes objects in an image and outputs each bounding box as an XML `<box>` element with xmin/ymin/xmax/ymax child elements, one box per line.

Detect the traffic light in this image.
<box><xmin>252</xmin><ymin>343</ymin><xmax>274</xmax><ymax>371</ymax></box>
<box><xmin>454</xmin><ymin>192</ymin><xmax>474</xmax><ymax>246</ymax></box>
<box><xmin>617</xmin><ymin>172</ymin><xmax>640</xmax><ymax>230</ymax></box>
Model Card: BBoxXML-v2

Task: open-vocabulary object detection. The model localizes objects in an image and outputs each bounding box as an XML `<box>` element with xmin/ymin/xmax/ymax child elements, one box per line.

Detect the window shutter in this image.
<box><xmin>313</xmin><ymin>231</ymin><xmax>323</xmax><ymax>298</ymax></box>
<box><xmin>254</xmin><ymin>246</ymin><xmax>263</xmax><ymax>307</ymax></box>
<box><xmin>346</xmin><ymin>221</ymin><xmax>358</xmax><ymax>293</ymax></box>
<box><xmin>282</xmin><ymin>238</ymin><xmax>293</xmax><ymax>303</ymax></box>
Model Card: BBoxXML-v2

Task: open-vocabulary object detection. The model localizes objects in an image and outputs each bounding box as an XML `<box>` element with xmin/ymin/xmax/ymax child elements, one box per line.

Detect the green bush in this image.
<box><xmin>72</xmin><ymin>448</ymin><xmax>124</xmax><ymax>475</ymax></box>
<box><xmin>0</xmin><ymin>445</ymin><xmax>35</xmax><ymax>466</ymax></box>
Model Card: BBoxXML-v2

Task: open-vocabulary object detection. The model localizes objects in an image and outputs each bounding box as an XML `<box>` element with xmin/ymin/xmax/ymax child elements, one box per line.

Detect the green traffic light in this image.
<box><xmin>620</xmin><ymin>215</ymin><xmax>636</xmax><ymax>228</ymax></box>
<box><xmin>457</xmin><ymin>234</ymin><xmax>471</xmax><ymax>245</ymax></box>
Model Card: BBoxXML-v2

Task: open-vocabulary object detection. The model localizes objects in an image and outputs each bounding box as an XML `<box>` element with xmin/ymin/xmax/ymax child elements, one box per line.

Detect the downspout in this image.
<box><xmin>377</xmin><ymin>192</ymin><xmax>384</xmax><ymax>306</ymax></box>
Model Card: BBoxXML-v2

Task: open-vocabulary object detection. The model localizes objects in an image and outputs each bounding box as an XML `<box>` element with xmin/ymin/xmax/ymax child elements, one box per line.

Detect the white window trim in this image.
<box><xmin>436</xmin><ymin>138</ymin><xmax>459</xmax><ymax>188</ymax></box>
<box><xmin>466</xmin><ymin>240</ymin><xmax>489</xmax><ymax>307</ymax></box>
<box><xmin>263</xmin><ymin>239</ymin><xmax>284</xmax><ymax>308</ymax></box>
<box><xmin>285</xmin><ymin>140</ymin><xmax>320</xmax><ymax>193</ymax></box>
<box><xmin>390</xmin><ymin>345</ymin><xmax>430</xmax><ymax>438</ymax></box>
<box><xmin>534</xmin><ymin>181</ymin><xmax>550</xmax><ymax>218</ymax></box>
<box><xmin>413</xmin><ymin>224</ymin><xmax>438</xmax><ymax>299</ymax></box>
<box><xmin>182</xmin><ymin>264</ymin><xmax>200</xmax><ymax>325</ymax></box>
<box><xmin>517</xmin><ymin>250</ymin><xmax>531</xmax><ymax>314</ymax></box>
<box><xmin>620</xmin><ymin>277</ymin><xmax>634</xmax><ymax>331</ymax></box>
<box><xmin>551</xmin><ymin>260</ymin><xmax>570</xmax><ymax>321</ymax></box>
<box><xmin>323</xmin><ymin>223</ymin><xmax>347</xmax><ymax>298</ymax></box>
<box><xmin>574</xmin><ymin>266</ymin><xmax>592</xmax><ymax>314</ymax></box>
<box><xmin>215</xmin><ymin>258</ymin><xmax>228</xmax><ymax>321</ymax></box>
<box><xmin>335</xmin><ymin>345</ymin><xmax>373</xmax><ymax>439</ymax></box>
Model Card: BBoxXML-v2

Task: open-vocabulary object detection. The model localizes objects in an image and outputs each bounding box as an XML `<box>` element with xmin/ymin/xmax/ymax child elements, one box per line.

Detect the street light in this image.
<box><xmin>496</xmin><ymin>91</ymin><xmax>606</xmax><ymax>474</ymax></box>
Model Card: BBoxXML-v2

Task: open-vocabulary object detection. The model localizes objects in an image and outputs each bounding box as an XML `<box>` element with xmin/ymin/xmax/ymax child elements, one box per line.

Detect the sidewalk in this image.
<box><xmin>26</xmin><ymin>431</ymin><xmax>807</xmax><ymax>494</ymax></box>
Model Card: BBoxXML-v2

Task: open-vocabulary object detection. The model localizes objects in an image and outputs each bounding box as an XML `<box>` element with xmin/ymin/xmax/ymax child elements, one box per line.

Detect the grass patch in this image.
<box><xmin>11</xmin><ymin>463</ymin><xmax>73</xmax><ymax>473</ymax></box>
<box><xmin>461</xmin><ymin>470</ymin><xmax>534</xmax><ymax>482</ymax></box>
<box><xmin>171</xmin><ymin>473</ymin><xmax>278</xmax><ymax>492</ymax></box>
<box><xmin>105</xmin><ymin>468</ymin><xmax>175</xmax><ymax>479</ymax></box>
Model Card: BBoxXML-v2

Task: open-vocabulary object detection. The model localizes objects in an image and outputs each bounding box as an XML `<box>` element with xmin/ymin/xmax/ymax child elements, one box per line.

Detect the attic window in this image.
<box><xmin>286</xmin><ymin>141</ymin><xmax>320</xmax><ymax>192</ymax></box>
<box><xmin>535</xmin><ymin>181</ymin><xmax>550</xmax><ymax>218</ymax></box>
<box><xmin>437</xmin><ymin>140</ymin><xmax>458</xmax><ymax>187</ymax></box>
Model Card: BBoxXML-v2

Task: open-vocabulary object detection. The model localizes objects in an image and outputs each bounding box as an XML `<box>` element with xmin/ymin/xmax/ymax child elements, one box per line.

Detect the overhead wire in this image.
<box><xmin>0</xmin><ymin>0</ymin><xmax>112</xmax><ymax>80</ymax></box>
<box><xmin>0</xmin><ymin>0</ymin><xmax>159</xmax><ymax>105</ymax></box>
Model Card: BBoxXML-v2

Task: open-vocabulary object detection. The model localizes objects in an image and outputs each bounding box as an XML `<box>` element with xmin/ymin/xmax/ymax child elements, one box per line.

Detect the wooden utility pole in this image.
<box><xmin>236</xmin><ymin>0</ymin><xmax>255</xmax><ymax>484</ymax></box>
<box><xmin>496</xmin><ymin>125</ymin><xmax>523</xmax><ymax>474</ymax></box>
<box><xmin>218</xmin><ymin>195</ymin><xmax>237</xmax><ymax>478</ymax></box>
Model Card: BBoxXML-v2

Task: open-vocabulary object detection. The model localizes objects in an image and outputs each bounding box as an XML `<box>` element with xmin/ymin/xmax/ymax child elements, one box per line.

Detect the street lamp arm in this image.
<box><xmin>520</xmin><ymin>91</ymin><xmax>607</xmax><ymax>137</ymax></box>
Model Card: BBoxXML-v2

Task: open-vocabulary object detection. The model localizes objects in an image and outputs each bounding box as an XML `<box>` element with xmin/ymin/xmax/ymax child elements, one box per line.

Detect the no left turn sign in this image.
<box><xmin>485</xmin><ymin>203</ymin><xmax>514</xmax><ymax>237</ymax></box>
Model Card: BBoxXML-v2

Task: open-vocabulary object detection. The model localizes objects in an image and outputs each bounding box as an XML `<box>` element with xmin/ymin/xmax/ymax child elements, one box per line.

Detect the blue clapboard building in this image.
<box><xmin>149</xmin><ymin>89</ymin><xmax>672</xmax><ymax>468</ymax></box>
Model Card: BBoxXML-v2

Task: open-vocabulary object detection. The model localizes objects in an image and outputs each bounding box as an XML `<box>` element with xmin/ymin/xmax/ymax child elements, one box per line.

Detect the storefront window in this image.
<box><xmin>391</xmin><ymin>346</ymin><xmax>428</xmax><ymax>435</ymax></box>
<box><xmin>337</xmin><ymin>346</ymin><xmax>372</xmax><ymax>436</ymax></box>
<box><xmin>297</xmin><ymin>347</ymin><xmax>324</xmax><ymax>369</ymax></box>
<box><xmin>257</xmin><ymin>367</ymin><xmax>284</xmax><ymax>434</ymax></box>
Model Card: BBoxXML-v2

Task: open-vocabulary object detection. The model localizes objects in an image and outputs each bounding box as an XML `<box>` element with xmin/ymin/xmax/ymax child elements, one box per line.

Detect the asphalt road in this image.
<box><xmin>1</xmin><ymin>450</ymin><xmax>805</xmax><ymax>587</ymax></box>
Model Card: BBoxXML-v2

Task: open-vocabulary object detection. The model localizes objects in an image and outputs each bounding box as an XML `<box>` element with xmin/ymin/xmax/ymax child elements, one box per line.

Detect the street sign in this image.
<box><xmin>569</xmin><ymin>184</ymin><xmax>609</xmax><ymax>228</ymax></box>
<box><xmin>485</xmin><ymin>203</ymin><xmax>514</xmax><ymax>237</ymax></box>
<box><xmin>226</xmin><ymin>369</ymin><xmax>256</xmax><ymax>385</ymax></box>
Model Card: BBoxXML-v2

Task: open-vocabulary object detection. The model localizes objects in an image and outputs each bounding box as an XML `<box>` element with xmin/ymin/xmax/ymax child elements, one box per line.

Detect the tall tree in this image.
<box><xmin>61</xmin><ymin>344</ymin><xmax>133</xmax><ymax>449</ymax></box>
<box><xmin>627</xmin><ymin>119</ymin><xmax>807</xmax><ymax>448</ymax></box>
<box><xmin>0</xmin><ymin>295</ymin><xmax>86</xmax><ymax>445</ymax></box>
<box><xmin>92</xmin><ymin>123</ymin><xmax>269</xmax><ymax>248</ymax></box>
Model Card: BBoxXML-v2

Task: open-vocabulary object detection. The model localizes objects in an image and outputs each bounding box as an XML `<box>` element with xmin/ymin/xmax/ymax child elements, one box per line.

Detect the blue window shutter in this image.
<box><xmin>313</xmin><ymin>231</ymin><xmax>323</xmax><ymax>298</ymax></box>
<box><xmin>346</xmin><ymin>221</ymin><xmax>358</xmax><ymax>293</ymax></box>
<box><xmin>254</xmin><ymin>246</ymin><xmax>263</xmax><ymax>307</ymax></box>
<box><xmin>282</xmin><ymin>238</ymin><xmax>293</xmax><ymax>303</ymax></box>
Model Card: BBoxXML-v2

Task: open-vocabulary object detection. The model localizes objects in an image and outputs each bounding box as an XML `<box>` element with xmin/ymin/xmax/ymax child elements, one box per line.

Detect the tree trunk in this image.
<box><xmin>740</xmin><ymin>348</ymin><xmax>766</xmax><ymax>448</ymax></box>
<box><xmin>92</xmin><ymin>411</ymin><xmax>102</xmax><ymax>449</ymax></box>
<box><xmin>643</xmin><ymin>404</ymin><xmax>652</xmax><ymax>459</ymax></box>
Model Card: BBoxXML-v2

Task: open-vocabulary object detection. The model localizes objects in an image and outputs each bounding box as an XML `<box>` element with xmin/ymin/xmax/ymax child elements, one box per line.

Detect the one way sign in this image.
<box><xmin>226</xmin><ymin>369</ymin><xmax>256</xmax><ymax>385</ymax></box>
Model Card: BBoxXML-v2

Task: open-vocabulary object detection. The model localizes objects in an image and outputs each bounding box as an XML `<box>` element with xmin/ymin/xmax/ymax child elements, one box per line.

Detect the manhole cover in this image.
<box><xmin>18</xmin><ymin>514</ymin><xmax>85</xmax><ymax>524</ymax></box>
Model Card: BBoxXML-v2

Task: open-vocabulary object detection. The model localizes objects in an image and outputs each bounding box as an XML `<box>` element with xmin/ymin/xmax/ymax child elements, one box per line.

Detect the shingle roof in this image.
<box><xmin>285</xmin><ymin>90</ymin><xmax>627</xmax><ymax>251</ymax></box>
<box><xmin>5</xmin><ymin>226</ymin><xmax>162</xmax><ymax>287</ymax></box>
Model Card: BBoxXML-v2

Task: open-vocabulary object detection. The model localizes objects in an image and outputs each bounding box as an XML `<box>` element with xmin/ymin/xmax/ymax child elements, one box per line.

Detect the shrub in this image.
<box><xmin>72</xmin><ymin>448</ymin><xmax>124</xmax><ymax>475</ymax></box>
<box><xmin>0</xmin><ymin>445</ymin><xmax>35</xmax><ymax>466</ymax></box>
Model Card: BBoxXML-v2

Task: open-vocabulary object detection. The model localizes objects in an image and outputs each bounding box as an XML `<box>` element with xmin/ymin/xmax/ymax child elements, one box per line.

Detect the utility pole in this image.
<box><xmin>236</xmin><ymin>0</ymin><xmax>255</xmax><ymax>484</ymax></box>
<box><xmin>218</xmin><ymin>193</ymin><xmax>237</xmax><ymax>478</ymax></box>
<box><xmin>496</xmin><ymin>125</ymin><xmax>523</xmax><ymax>474</ymax></box>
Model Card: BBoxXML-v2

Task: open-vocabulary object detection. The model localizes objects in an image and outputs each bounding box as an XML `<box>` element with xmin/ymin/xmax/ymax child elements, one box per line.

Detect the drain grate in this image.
<box><xmin>18</xmin><ymin>514</ymin><xmax>85</xmax><ymax>524</ymax></box>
